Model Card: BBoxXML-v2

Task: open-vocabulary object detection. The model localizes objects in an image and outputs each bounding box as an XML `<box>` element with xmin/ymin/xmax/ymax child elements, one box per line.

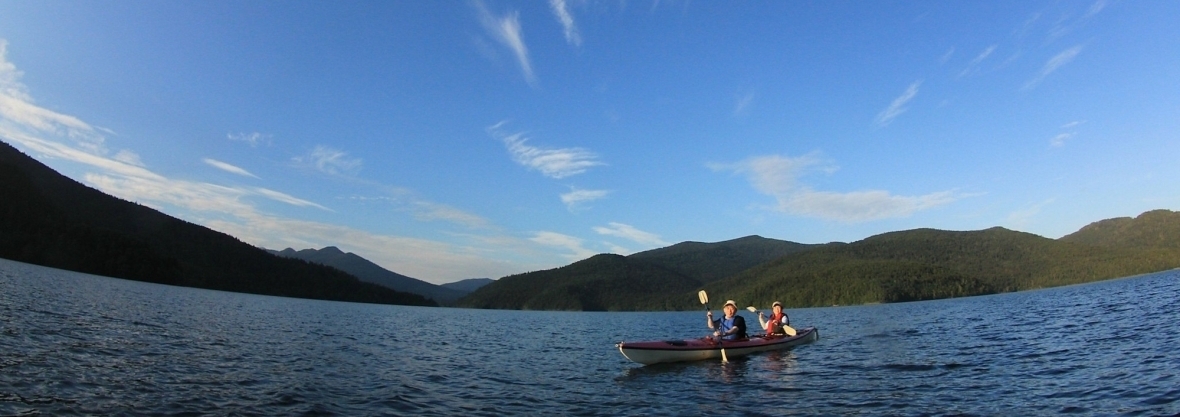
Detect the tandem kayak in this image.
<box><xmin>616</xmin><ymin>327</ymin><xmax>819</xmax><ymax>365</ymax></box>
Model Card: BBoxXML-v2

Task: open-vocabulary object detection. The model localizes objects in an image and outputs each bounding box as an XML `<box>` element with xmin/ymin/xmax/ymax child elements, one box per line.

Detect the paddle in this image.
<box><xmin>698</xmin><ymin>290</ymin><xmax>727</xmax><ymax>363</ymax></box>
<box><xmin>747</xmin><ymin>306</ymin><xmax>797</xmax><ymax>337</ymax></box>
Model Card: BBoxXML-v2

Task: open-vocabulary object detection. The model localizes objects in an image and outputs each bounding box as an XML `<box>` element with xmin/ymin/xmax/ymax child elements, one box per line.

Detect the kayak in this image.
<box><xmin>616</xmin><ymin>327</ymin><xmax>819</xmax><ymax>365</ymax></box>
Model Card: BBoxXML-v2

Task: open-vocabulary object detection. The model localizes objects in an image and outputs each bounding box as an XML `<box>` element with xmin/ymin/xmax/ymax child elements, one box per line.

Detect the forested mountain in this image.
<box><xmin>1060</xmin><ymin>209</ymin><xmax>1180</xmax><ymax>249</ymax></box>
<box><xmin>457</xmin><ymin>236</ymin><xmax>813</xmax><ymax>311</ymax></box>
<box><xmin>0</xmin><ymin>140</ymin><xmax>435</xmax><ymax>307</ymax></box>
<box><xmin>270</xmin><ymin>246</ymin><xmax>467</xmax><ymax>304</ymax></box>
<box><xmin>440</xmin><ymin>278</ymin><xmax>494</xmax><ymax>293</ymax></box>
<box><xmin>709</xmin><ymin>227</ymin><xmax>1180</xmax><ymax>309</ymax></box>
<box><xmin>459</xmin><ymin>254</ymin><xmax>703</xmax><ymax>311</ymax></box>
<box><xmin>460</xmin><ymin>216</ymin><xmax>1180</xmax><ymax>311</ymax></box>
<box><xmin>629</xmin><ymin>235</ymin><xmax>816</xmax><ymax>283</ymax></box>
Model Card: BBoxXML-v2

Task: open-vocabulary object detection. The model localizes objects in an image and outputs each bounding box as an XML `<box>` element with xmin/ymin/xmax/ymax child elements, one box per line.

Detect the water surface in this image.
<box><xmin>1</xmin><ymin>258</ymin><xmax>1177</xmax><ymax>415</ymax></box>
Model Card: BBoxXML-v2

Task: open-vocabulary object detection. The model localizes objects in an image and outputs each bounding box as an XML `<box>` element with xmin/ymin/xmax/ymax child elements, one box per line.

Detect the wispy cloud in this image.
<box><xmin>0</xmin><ymin>39</ymin><xmax>540</xmax><ymax>283</ymax></box>
<box><xmin>292</xmin><ymin>145</ymin><xmax>362</xmax><ymax>176</ymax></box>
<box><xmin>711</xmin><ymin>154</ymin><xmax>959</xmax><ymax>222</ymax></box>
<box><xmin>874</xmin><ymin>80</ymin><xmax>922</xmax><ymax>127</ymax></box>
<box><xmin>733</xmin><ymin>92</ymin><xmax>755</xmax><ymax>116</ymax></box>
<box><xmin>593</xmin><ymin>222</ymin><xmax>669</xmax><ymax>248</ymax></box>
<box><xmin>549</xmin><ymin>0</ymin><xmax>581</xmax><ymax>46</ymax></box>
<box><xmin>203</xmin><ymin>158</ymin><xmax>259</xmax><ymax>178</ymax></box>
<box><xmin>227</xmin><ymin>132</ymin><xmax>272</xmax><ymax>147</ymax></box>
<box><xmin>1051</xmin><ymin>120</ymin><xmax>1085</xmax><ymax>147</ymax></box>
<box><xmin>488</xmin><ymin>122</ymin><xmax>604</xmax><ymax>179</ymax></box>
<box><xmin>410</xmin><ymin>200</ymin><xmax>492</xmax><ymax>229</ymax></box>
<box><xmin>958</xmin><ymin>45</ymin><xmax>997</xmax><ymax>77</ymax></box>
<box><xmin>531</xmin><ymin>231</ymin><xmax>597</xmax><ymax>261</ymax></box>
<box><xmin>476</xmin><ymin>1</ymin><xmax>536</xmax><ymax>85</ymax></box>
<box><xmin>939</xmin><ymin>47</ymin><xmax>956</xmax><ymax>65</ymax></box>
<box><xmin>1023</xmin><ymin>45</ymin><xmax>1083</xmax><ymax>90</ymax></box>
<box><xmin>561</xmin><ymin>187</ymin><xmax>611</xmax><ymax>210</ymax></box>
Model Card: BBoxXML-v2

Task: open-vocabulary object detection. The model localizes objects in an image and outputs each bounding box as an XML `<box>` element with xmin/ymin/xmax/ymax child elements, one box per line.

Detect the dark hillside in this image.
<box><xmin>711</xmin><ymin>227</ymin><xmax>1180</xmax><ymax>309</ymax></box>
<box><xmin>458</xmin><ymin>254</ymin><xmax>702</xmax><ymax>311</ymax></box>
<box><xmin>1060</xmin><ymin>209</ymin><xmax>1180</xmax><ymax>249</ymax></box>
<box><xmin>0</xmin><ymin>140</ymin><xmax>435</xmax><ymax>306</ymax></box>
<box><xmin>629</xmin><ymin>235</ymin><xmax>816</xmax><ymax>283</ymax></box>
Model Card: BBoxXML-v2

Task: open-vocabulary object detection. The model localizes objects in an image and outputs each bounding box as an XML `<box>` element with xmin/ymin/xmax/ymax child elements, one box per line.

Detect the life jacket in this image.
<box><xmin>716</xmin><ymin>315</ymin><xmax>747</xmax><ymax>340</ymax></box>
<box><xmin>766</xmin><ymin>312</ymin><xmax>787</xmax><ymax>334</ymax></box>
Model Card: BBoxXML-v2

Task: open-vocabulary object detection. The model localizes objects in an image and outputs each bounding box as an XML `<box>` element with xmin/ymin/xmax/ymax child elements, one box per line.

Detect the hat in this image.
<box><xmin>724</xmin><ymin>300</ymin><xmax>737</xmax><ymax>308</ymax></box>
<box><xmin>772</xmin><ymin>301</ymin><xmax>782</xmax><ymax>307</ymax></box>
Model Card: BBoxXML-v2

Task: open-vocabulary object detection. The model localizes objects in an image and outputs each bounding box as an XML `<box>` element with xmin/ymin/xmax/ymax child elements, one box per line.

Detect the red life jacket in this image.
<box><xmin>766</xmin><ymin>312</ymin><xmax>786</xmax><ymax>334</ymax></box>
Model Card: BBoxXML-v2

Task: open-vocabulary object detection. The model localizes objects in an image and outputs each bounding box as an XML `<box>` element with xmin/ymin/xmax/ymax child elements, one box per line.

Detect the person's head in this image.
<box><xmin>772</xmin><ymin>301</ymin><xmax>783</xmax><ymax>313</ymax></box>
<box><xmin>723</xmin><ymin>300</ymin><xmax>737</xmax><ymax>316</ymax></box>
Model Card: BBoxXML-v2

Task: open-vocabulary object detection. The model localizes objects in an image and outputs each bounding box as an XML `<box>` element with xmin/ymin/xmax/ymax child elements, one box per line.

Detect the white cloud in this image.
<box><xmin>114</xmin><ymin>150</ymin><xmax>145</xmax><ymax>167</ymax></box>
<box><xmin>476</xmin><ymin>1</ymin><xmax>536</xmax><ymax>85</ymax></box>
<box><xmin>530</xmin><ymin>231</ymin><xmax>597</xmax><ymax>261</ymax></box>
<box><xmin>293</xmin><ymin>145</ymin><xmax>362</xmax><ymax>176</ymax></box>
<box><xmin>958</xmin><ymin>45</ymin><xmax>997</xmax><ymax>77</ymax></box>
<box><xmin>712</xmin><ymin>154</ymin><xmax>959</xmax><ymax>222</ymax></box>
<box><xmin>0</xmin><ymin>39</ymin><xmax>541</xmax><ymax>283</ymax></box>
<box><xmin>874</xmin><ymin>80</ymin><xmax>922</xmax><ymax>127</ymax></box>
<box><xmin>549</xmin><ymin>0</ymin><xmax>581</xmax><ymax>46</ymax></box>
<box><xmin>227</xmin><ymin>132</ymin><xmax>272</xmax><ymax>147</ymax></box>
<box><xmin>488</xmin><ymin>122</ymin><xmax>604</xmax><ymax>179</ymax></box>
<box><xmin>203</xmin><ymin>158</ymin><xmax>259</xmax><ymax>178</ymax></box>
<box><xmin>593</xmin><ymin>222</ymin><xmax>669</xmax><ymax>247</ymax></box>
<box><xmin>410</xmin><ymin>200</ymin><xmax>492</xmax><ymax>229</ymax></box>
<box><xmin>733</xmin><ymin>92</ymin><xmax>755</xmax><ymax>116</ymax></box>
<box><xmin>561</xmin><ymin>187</ymin><xmax>611</xmax><ymax>210</ymax></box>
<box><xmin>1050</xmin><ymin>133</ymin><xmax>1073</xmax><ymax>147</ymax></box>
<box><xmin>1023</xmin><ymin>45</ymin><xmax>1083</xmax><ymax>90</ymax></box>
<box><xmin>939</xmin><ymin>47</ymin><xmax>956</xmax><ymax>65</ymax></box>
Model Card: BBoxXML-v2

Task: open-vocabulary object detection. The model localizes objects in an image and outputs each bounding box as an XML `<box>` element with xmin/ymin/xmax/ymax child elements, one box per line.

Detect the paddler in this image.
<box><xmin>707</xmin><ymin>300</ymin><xmax>747</xmax><ymax>341</ymax></box>
<box><xmin>758</xmin><ymin>301</ymin><xmax>790</xmax><ymax>336</ymax></box>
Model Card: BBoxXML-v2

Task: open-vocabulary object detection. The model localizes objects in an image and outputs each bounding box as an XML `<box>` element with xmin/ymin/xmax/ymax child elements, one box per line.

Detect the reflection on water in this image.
<box><xmin>1</xmin><ymin>258</ymin><xmax>1177</xmax><ymax>416</ymax></box>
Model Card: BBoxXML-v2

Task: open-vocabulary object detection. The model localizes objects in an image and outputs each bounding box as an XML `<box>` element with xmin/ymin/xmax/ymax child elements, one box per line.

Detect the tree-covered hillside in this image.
<box><xmin>629</xmin><ymin>235</ymin><xmax>815</xmax><ymax>283</ymax></box>
<box><xmin>458</xmin><ymin>254</ymin><xmax>702</xmax><ymax>311</ymax></box>
<box><xmin>0</xmin><ymin>141</ymin><xmax>435</xmax><ymax>307</ymax></box>
<box><xmin>711</xmin><ymin>227</ymin><xmax>1180</xmax><ymax>309</ymax></box>
<box><xmin>1060</xmin><ymin>209</ymin><xmax>1180</xmax><ymax>249</ymax></box>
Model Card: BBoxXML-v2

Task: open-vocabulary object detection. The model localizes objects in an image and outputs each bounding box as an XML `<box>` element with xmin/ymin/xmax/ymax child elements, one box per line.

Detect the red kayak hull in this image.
<box><xmin>616</xmin><ymin>327</ymin><xmax>819</xmax><ymax>365</ymax></box>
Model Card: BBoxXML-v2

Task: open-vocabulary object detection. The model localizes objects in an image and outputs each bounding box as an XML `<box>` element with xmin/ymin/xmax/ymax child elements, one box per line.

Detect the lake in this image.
<box><xmin>1</xmin><ymin>258</ymin><xmax>1177</xmax><ymax>416</ymax></box>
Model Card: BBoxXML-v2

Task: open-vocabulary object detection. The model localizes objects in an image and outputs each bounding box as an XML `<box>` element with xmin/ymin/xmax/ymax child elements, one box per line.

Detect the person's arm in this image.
<box><xmin>758</xmin><ymin>312</ymin><xmax>768</xmax><ymax>329</ymax></box>
<box><xmin>706</xmin><ymin>311</ymin><xmax>715</xmax><ymax>330</ymax></box>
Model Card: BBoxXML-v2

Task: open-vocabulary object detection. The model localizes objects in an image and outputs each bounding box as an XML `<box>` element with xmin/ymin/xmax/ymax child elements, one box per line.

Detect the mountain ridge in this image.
<box><xmin>269</xmin><ymin>246</ymin><xmax>469</xmax><ymax>304</ymax></box>
<box><xmin>0</xmin><ymin>140</ymin><xmax>435</xmax><ymax>307</ymax></box>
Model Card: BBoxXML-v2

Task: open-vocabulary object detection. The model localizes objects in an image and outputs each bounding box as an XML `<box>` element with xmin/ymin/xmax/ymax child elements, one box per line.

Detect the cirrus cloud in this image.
<box><xmin>711</xmin><ymin>154</ymin><xmax>960</xmax><ymax>222</ymax></box>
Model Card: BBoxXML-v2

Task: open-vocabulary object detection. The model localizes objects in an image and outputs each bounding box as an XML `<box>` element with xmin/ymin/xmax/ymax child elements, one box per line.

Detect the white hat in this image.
<box><xmin>724</xmin><ymin>300</ymin><xmax>737</xmax><ymax>308</ymax></box>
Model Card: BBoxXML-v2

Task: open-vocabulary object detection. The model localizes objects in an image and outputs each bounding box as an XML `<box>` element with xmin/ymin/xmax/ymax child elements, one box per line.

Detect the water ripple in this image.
<box><xmin>1</xmin><ymin>259</ymin><xmax>1178</xmax><ymax>416</ymax></box>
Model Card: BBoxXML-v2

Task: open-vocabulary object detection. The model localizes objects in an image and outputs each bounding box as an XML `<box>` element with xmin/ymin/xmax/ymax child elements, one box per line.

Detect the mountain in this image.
<box><xmin>1059</xmin><ymin>209</ymin><xmax>1180</xmax><ymax>249</ymax></box>
<box><xmin>440</xmin><ymin>278</ymin><xmax>494</xmax><ymax>293</ymax></box>
<box><xmin>629</xmin><ymin>235</ymin><xmax>817</xmax><ymax>283</ymax></box>
<box><xmin>709</xmin><ymin>226</ymin><xmax>1180</xmax><ymax>309</ymax></box>
<box><xmin>459</xmin><ymin>217</ymin><xmax>1180</xmax><ymax>311</ymax></box>
<box><xmin>0</xmin><ymin>140</ymin><xmax>435</xmax><ymax>307</ymax></box>
<box><xmin>458</xmin><ymin>253</ymin><xmax>703</xmax><ymax>311</ymax></box>
<box><xmin>270</xmin><ymin>246</ymin><xmax>467</xmax><ymax>304</ymax></box>
<box><xmin>457</xmin><ymin>236</ymin><xmax>815</xmax><ymax>311</ymax></box>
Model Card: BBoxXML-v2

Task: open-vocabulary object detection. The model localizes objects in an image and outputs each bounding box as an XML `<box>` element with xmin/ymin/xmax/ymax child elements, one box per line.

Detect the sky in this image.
<box><xmin>1</xmin><ymin>1</ymin><xmax>1178</xmax><ymax>285</ymax></box>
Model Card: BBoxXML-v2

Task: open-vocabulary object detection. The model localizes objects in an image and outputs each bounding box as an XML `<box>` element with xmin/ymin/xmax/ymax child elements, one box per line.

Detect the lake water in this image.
<box><xmin>1</xmin><ymin>258</ymin><xmax>1178</xmax><ymax>416</ymax></box>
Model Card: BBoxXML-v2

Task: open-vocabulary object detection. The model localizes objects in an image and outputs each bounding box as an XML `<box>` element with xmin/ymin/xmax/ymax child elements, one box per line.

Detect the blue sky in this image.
<box><xmin>1</xmin><ymin>1</ymin><xmax>1178</xmax><ymax>284</ymax></box>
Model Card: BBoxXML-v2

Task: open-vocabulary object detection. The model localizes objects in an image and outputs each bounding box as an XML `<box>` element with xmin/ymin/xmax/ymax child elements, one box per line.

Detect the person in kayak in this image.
<box><xmin>707</xmin><ymin>300</ymin><xmax>747</xmax><ymax>341</ymax></box>
<box><xmin>758</xmin><ymin>301</ymin><xmax>790</xmax><ymax>336</ymax></box>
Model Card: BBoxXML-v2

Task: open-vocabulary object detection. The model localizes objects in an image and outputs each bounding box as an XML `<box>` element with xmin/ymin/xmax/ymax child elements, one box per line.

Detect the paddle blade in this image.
<box><xmin>721</xmin><ymin>347</ymin><xmax>728</xmax><ymax>363</ymax></box>
<box><xmin>746</xmin><ymin>306</ymin><xmax>757</xmax><ymax>313</ymax></box>
<box><xmin>698</xmin><ymin>290</ymin><xmax>708</xmax><ymax>305</ymax></box>
<box><xmin>782</xmin><ymin>325</ymin><xmax>798</xmax><ymax>337</ymax></box>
